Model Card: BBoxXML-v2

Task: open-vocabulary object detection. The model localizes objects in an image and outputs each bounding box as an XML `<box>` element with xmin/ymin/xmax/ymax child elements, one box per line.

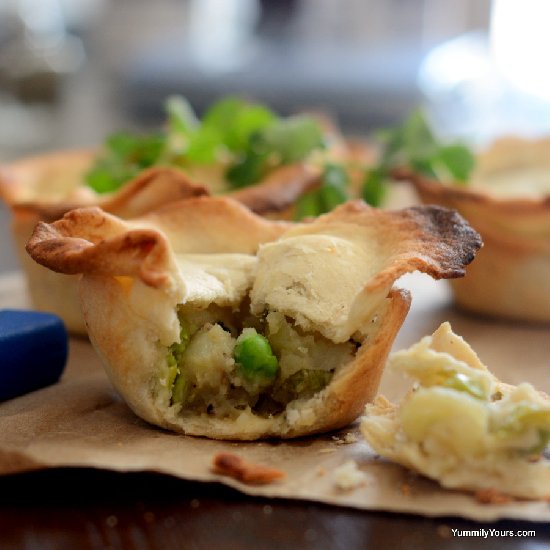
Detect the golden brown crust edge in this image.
<box><xmin>310</xmin><ymin>200</ymin><xmax>483</xmax><ymax>289</ymax></box>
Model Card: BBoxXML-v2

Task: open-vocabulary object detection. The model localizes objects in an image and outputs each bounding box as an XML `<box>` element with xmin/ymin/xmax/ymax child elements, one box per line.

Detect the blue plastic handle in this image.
<box><xmin>0</xmin><ymin>309</ymin><xmax>68</xmax><ymax>402</ymax></box>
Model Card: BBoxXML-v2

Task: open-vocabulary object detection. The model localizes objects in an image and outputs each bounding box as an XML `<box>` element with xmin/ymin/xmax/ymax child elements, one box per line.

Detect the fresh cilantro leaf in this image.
<box><xmin>165</xmin><ymin>95</ymin><xmax>198</xmax><ymax>136</ymax></box>
<box><xmin>86</xmin><ymin>95</ymin><xmax>326</xmax><ymax>194</ymax></box>
<box><xmin>85</xmin><ymin>131</ymin><xmax>166</xmax><ymax>193</ymax></box>
<box><xmin>319</xmin><ymin>184</ymin><xmax>347</xmax><ymax>212</ymax></box>
<box><xmin>401</xmin><ymin>109</ymin><xmax>438</xmax><ymax>160</ymax></box>
<box><xmin>223</xmin><ymin>106</ymin><xmax>276</xmax><ymax>152</ymax></box>
<box><xmin>184</xmin><ymin>126</ymin><xmax>224</xmax><ymax>165</ymax></box>
<box><xmin>226</xmin><ymin>149</ymin><xmax>270</xmax><ymax>189</ymax></box>
<box><xmin>255</xmin><ymin>115</ymin><xmax>324</xmax><ymax>164</ymax></box>
<box><xmin>202</xmin><ymin>97</ymin><xmax>247</xmax><ymax>128</ymax></box>
<box><xmin>366</xmin><ymin>108</ymin><xmax>476</xmax><ymax>203</ymax></box>
<box><xmin>362</xmin><ymin>168</ymin><xmax>387</xmax><ymax>207</ymax></box>
<box><xmin>293</xmin><ymin>163</ymin><xmax>349</xmax><ymax>220</ymax></box>
<box><xmin>323</xmin><ymin>163</ymin><xmax>348</xmax><ymax>189</ymax></box>
<box><xmin>86</xmin><ymin>159</ymin><xmax>139</xmax><ymax>194</ymax></box>
<box><xmin>202</xmin><ymin>96</ymin><xmax>276</xmax><ymax>152</ymax></box>
<box><xmin>294</xmin><ymin>191</ymin><xmax>322</xmax><ymax>220</ymax></box>
<box><xmin>226</xmin><ymin>115</ymin><xmax>324</xmax><ymax>189</ymax></box>
<box><xmin>432</xmin><ymin>144</ymin><xmax>475</xmax><ymax>184</ymax></box>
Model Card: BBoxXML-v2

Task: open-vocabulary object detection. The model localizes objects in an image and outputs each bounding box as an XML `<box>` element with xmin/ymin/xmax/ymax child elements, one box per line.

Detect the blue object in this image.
<box><xmin>0</xmin><ymin>309</ymin><xmax>68</xmax><ymax>402</ymax></box>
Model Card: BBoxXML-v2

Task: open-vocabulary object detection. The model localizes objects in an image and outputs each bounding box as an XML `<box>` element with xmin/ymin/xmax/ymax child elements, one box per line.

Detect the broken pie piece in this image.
<box><xmin>27</xmin><ymin>197</ymin><xmax>481</xmax><ymax>439</ymax></box>
<box><xmin>361</xmin><ymin>322</ymin><xmax>550</xmax><ymax>500</ymax></box>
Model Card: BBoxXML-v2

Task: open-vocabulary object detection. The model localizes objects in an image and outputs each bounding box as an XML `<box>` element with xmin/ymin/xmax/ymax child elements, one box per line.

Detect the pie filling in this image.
<box><xmin>162</xmin><ymin>301</ymin><xmax>358</xmax><ymax>419</ymax></box>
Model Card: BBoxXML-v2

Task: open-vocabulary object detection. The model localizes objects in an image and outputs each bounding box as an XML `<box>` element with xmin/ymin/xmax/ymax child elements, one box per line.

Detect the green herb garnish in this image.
<box><xmin>294</xmin><ymin>163</ymin><xmax>349</xmax><ymax>220</ymax></box>
<box><xmin>225</xmin><ymin>114</ymin><xmax>325</xmax><ymax>189</ymax></box>
<box><xmin>362</xmin><ymin>167</ymin><xmax>387</xmax><ymax>207</ymax></box>
<box><xmin>86</xmin><ymin>132</ymin><xmax>166</xmax><ymax>193</ymax></box>
<box><xmin>85</xmin><ymin>95</ymin><xmax>324</xmax><ymax>193</ymax></box>
<box><xmin>362</xmin><ymin>109</ymin><xmax>476</xmax><ymax>204</ymax></box>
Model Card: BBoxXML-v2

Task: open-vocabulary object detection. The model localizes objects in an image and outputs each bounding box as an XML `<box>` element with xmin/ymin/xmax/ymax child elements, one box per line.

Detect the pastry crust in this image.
<box><xmin>28</xmin><ymin>200</ymin><xmax>480</xmax><ymax>297</ymax></box>
<box><xmin>27</xmin><ymin>197</ymin><xmax>481</xmax><ymax>439</ymax></box>
<box><xmin>394</xmin><ymin>137</ymin><xmax>550</xmax><ymax>322</ymax></box>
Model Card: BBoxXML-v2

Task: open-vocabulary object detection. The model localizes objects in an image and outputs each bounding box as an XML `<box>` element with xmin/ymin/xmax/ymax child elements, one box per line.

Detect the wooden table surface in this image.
<box><xmin>2</xmin><ymin>272</ymin><xmax>550</xmax><ymax>549</ymax></box>
<box><xmin>2</xmin><ymin>468</ymin><xmax>550</xmax><ymax>550</ymax></box>
<box><xmin>2</xmin><ymin>468</ymin><xmax>550</xmax><ymax>549</ymax></box>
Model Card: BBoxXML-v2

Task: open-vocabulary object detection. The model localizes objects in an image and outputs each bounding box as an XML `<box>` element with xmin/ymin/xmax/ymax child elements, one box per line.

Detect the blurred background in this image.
<box><xmin>0</xmin><ymin>0</ymin><xmax>494</xmax><ymax>159</ymax></box>
<box><xmin>1</xmin><ymin>0</ymin><xmax>549</xmax><ymax>271</ymax></box>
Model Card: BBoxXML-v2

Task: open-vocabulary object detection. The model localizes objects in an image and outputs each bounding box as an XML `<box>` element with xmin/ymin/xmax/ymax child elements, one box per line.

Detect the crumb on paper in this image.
<box><xmin>333</xmin><ymin>433</ymin><xmax>358</xmax><ymax>445</ymax></box>
<box><xmin>400</xmin><ymin>483</ymin><xmax>411</xmax><ymax>497</ymax></box>
<box><xmin>317</xmin><ymin>467</ymin><xmax>326</xmax><ymax>477</ymax></box>
<box><xmin>333</xmin><ymin>460</ymin><xmax>368</xmax><ymax>490</ymax></box>
<box><xmin>212</xmin><ymin>452</ymin><xmax>286</xmax><ymax>485</ymax></box>
<box><xmin>475</xmin><ymin>488</ymin><xmax>512</xmax><ymax>505</ymax></box>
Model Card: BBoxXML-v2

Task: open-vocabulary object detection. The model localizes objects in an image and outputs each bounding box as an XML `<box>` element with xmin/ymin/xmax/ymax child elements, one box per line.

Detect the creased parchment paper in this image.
<box><xmin>1</xmin><ymin>272</ymin><xmax>550</xmax><ymax>522</ymax></box>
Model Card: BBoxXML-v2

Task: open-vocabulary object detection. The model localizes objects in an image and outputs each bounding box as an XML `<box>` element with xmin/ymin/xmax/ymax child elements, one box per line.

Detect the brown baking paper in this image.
<box><xmin>1</xmin><ymin>272</ymin><xmax>550</xmax><ymax>522</ymax></box>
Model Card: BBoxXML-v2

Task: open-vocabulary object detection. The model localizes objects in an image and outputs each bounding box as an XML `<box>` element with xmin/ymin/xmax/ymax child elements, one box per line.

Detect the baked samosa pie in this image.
<box><xmin>27</xmin><ymin>198</ymin><xmax>481</xmax><ymax>440</ymax></box>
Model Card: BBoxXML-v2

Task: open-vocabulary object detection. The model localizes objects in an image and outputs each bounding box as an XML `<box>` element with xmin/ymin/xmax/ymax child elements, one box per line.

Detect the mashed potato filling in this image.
<box><xmin>162</xmin><ymin>301</ymin><xmax>356</xmax><ymax>419</ymax></box>
<box><xmin>151</xmin><ymin>240</ymin><xmax>388</xmax><ymax>422</ymax></box>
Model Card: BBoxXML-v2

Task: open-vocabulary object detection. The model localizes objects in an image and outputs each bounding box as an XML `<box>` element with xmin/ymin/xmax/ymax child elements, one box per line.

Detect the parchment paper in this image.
<box><xmin>1</xmin><ymin>271</ymin><xmax>550</xmax><ymax>522</ymax></box>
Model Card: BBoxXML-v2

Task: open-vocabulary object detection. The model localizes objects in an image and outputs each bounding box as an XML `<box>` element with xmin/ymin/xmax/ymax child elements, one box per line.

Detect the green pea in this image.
<box><xmin>234</xmin><ymin>330</ymin><xmax>279</xmax><ymax>380</ymax></box>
